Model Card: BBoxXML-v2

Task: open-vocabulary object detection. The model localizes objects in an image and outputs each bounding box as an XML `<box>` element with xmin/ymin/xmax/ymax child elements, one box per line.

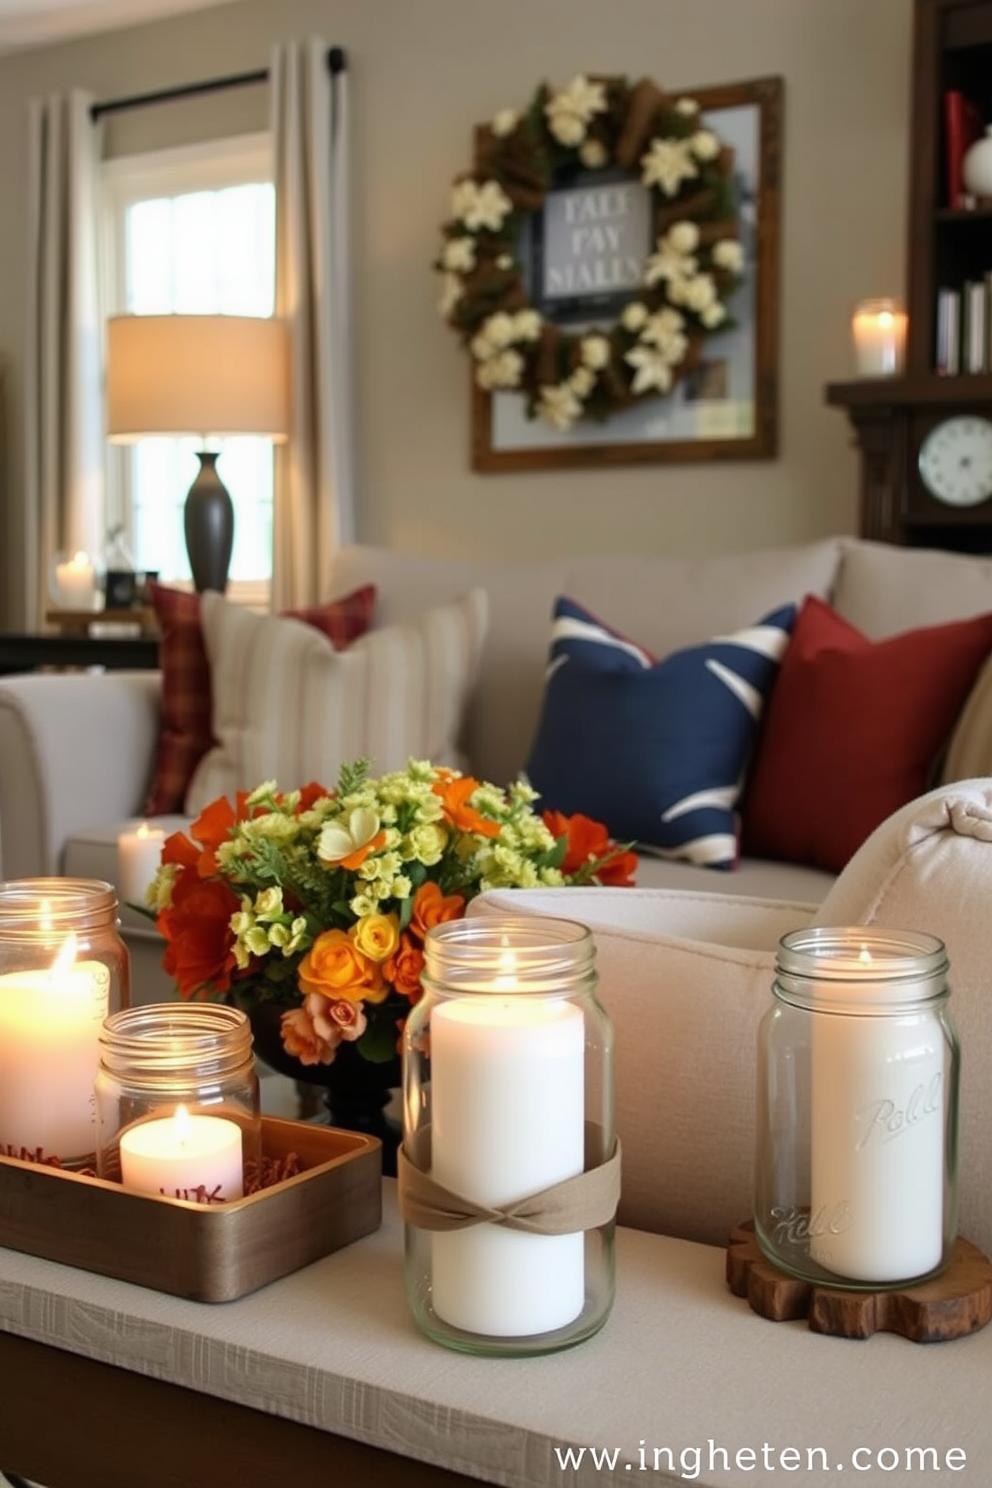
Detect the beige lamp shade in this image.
<box><xmin>106</xmin><ymin>314</ymin><xmax>290</xmax><ymax>442</ymax></box>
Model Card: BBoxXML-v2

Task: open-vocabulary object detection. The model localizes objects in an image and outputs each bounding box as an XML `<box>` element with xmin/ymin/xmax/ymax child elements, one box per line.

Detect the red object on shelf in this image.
<box><xmin>944</xmin><ymin>89</ymin><xmax>985</xmax><ymax>207</ymax></box>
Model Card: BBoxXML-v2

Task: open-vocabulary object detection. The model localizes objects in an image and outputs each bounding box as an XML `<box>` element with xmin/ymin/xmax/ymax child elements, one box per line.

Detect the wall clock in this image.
<box><xmin>917</xmin><ymin>415</ymin><xmax>992</xmax><ymax>509</ymax></box>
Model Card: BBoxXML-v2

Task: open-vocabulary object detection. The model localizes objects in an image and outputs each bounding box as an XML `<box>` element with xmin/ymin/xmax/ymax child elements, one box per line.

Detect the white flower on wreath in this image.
<box><xmin>537</xmin><ymin>382</ymin><xmax>585</xmax><ymax>430</ymax></box>
<box><xmin>675</xmin><ymin>97</ymin><xmax>700</xmax><ymax>116</ymax></box>
<box><xmin>569</xmin><ymin>366</ymin><xmax>596</xmax><ymax>398</ymax></box>
<box><xmin>437</xmin><ymin>273</ymin><xmax>464</xmax><ymax>319</ymax></box>
<box><xmin>580</xmin><ymin>139</ymin><xmax>608</xmax><ymax>169</ymax></box>
<box><xmin>492</xmin><ymin>108</ymin><xmax>519</xmax><ymax>138</ymax></box>
<box><xmin>713</xmin><ymin>238</ymin><xmax>744</xmax><ymax>273</ymax></box>
<box><xmin>700</xmin><ymin>302</ymin><xmax>728</xmax><ymax>329</ymax></box>
<box><xmin>625</xmin><ymin>345</ymin><xmax>675</xmax><ymax>395</ymax></box>
<box><xmin>675</xmin><ymin>273</ymin><xmax>719</xmax><ymax>314</ymax></box>
<box><xmin>513</xmin><ymin>308</ymin><xmax>543</xmax><ymax>341</ymax></box>
<box><xmin>643</xmin><ymin>229</ymin><xmax>698</xmax><ymax>295</ymax></box>
<box><xmin>640</xmin><ymin>307</ymin><xmax>688</xmax><ymax>365</ymax></box>
<box><xmin>621</xmin><ymin>301</ymin><xmax>649</xmax><ymax>332</ymax></box>
<box><xmin>691</xmin><ymin>130</ymin><xmax>721</xmax><ymax>162</ymax></box>
<box><xmin>640</xmin><ymin>136</ymin><xmax>699</xmax><ymax>197</ymax></box>
<box><xmin>580</xmin><ymin>334</ymin><xmax>611</xmax><ymax>370</ymax></box>
<box><xmin>450</xmin><ymin>178</ymin><xmax>513</xmax><ymax>233</ymax></box>
<box><xmin>545</xmin><ymin>74</ymin><xmax>607</xmax><ymax>146</ymax></box>
<box><xmin>475</xmin><ymin>349</ymin><xmax>525</xmax><ymax>390</ymax></box>
<box><xmin>470</xmin><ymin>311</ymin><xmax>517</xmax><ymax>359</ymax></box>
<box><xmin>667</xmin><ymin>221</ymin><xmax>700</xmax><ymax>255</ymax></box>
<box><xmin>496</xmin><ymin>252</ymin><xmax>515</xmax><ymax>271</ymax></box>
<box><xmin>441</xmin><ymin>237</ymin><xmax>477</xmax><ymax>274</ymax></box>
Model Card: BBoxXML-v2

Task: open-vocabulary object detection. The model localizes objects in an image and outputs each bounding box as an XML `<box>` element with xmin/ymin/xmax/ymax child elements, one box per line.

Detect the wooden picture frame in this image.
<box><xmin>470</xmin><ymin>75</ymin><xmax>783</xmax><ymax>473</ymax></box>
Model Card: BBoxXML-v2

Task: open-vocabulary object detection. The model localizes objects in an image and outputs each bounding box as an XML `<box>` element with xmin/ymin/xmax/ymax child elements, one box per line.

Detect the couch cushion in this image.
<box><xmin>833</xmin><ymin>538</ymin><xmax>992</xmax><ymax>635</ymax></box>
<box><xmin>525</xmin><ymin>595</ymin><xmax>795</xmax><ymax>868</ymax></box>
<box><xmin>468</xmin><ymin>886</ymin><xmax>818</xmax><ymax>1246</ymax></box>
<box><xmin>186</xmin><ymin>588</ymin><xmax>488</xmax><ymax>812</ymax></box>
<box><xmin>327</xmin><ymin>541</ymin><xmax>844</xmax><ymax>788</ymax></box>
<box><xmin>144</xmin><ymin>582</ymin><xmax>377</xmax><ymax>815</ymax></box>
<box><xmin>814</xmin><ymin>778</ymin><xmax>992</xmax><ymax>1262</ymax></box>
<box><xmin>742</xmin><ymin>595</ymin><xmax>992</xmax><ymax>873</ymax></box>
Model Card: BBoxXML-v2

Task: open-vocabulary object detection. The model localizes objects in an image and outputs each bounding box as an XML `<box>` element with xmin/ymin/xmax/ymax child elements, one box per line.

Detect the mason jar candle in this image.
<box><xmin>400</xmin><ymin>915</ymin><xmax>617</xmax><ymax>1356</ymax></box>
<box><xmin>0</xmin><ymin>877</ymin><xmax>130</xmax><ymax>1168</ymax></box>
<box><xmin>95</xmin><ymin>1002</ymin><xmax>261</xmax><ymax>1203</ymax></box>
<box><xmin>851</xmin><ymin>298</ymin><xmax>907</xmax><ymax>377</ymax></box>
<box><xmin>755</xmin><ymin>926</ymin><xmax>958</xmax><ymax>1289</ymax></box>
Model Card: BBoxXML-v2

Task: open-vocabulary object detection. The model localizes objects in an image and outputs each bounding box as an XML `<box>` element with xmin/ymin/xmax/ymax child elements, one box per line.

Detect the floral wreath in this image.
<box><xmin>434</xmin><ymin>74</ymin><xmax>744</xmax><ymax>432</ymax></box>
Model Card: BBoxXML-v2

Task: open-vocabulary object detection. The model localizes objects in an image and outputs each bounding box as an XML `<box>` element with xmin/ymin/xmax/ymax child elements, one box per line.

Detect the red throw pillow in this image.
<box><xmin>144</xmin><ymin>582</ymin><xmax>377</xmax><ymax>814</ymax></box>
<box><xmin>741</xmin><ymin>595</ymin><xmax>992</xmax><ymax>873</ymax></box>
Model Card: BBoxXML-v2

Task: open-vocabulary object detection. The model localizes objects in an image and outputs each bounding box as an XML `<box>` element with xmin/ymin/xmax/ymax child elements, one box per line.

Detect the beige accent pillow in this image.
<box><xmin>942</xmin><ymin>654</ymin><xmax>992</xmax><ymax>782</ymax></box>
<box><xmin>185</xmin><ymin>588</ymin><xmax>488</xmax><ymax>813</ymax></box>
<box><xmin>815</xmin><ymin>779</ymin><xmax>992</xmax><ymax>1262</ymax></box>
<box><xmin>468</xmin><ymin>886</ymin><xmax>819</xmax><ymax>1248</ymax></box>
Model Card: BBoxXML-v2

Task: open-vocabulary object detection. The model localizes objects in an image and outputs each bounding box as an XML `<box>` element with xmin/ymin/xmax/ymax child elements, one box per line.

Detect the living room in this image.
<box><xmin>8</xmin><ymin>4</ymin><xmax>992</xmax><ymax>1487</ymax></box>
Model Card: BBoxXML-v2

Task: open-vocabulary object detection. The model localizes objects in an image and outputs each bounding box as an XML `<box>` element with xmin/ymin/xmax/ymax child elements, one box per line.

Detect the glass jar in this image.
<box><xmin>755</xmin><ymin>926</ymin><xmax>959</xmax><ymax>1290</ymax></box>
<box><xmin>401</xmin><ymin>915</ymin><xmax>616</xmax><ymax>1356</ymax></box>
<box><xmin>851</xmin><ymin>297</ymin><xmax>907</xmax><ymax>377</ymax></box>
<box><xmin>95</xmin><ymin>1003</ymin><xmax>261</xmax><ymax>1204</ymax></box>
<box><xmin>0</xmin><ymin>877</ymin><xmax>130</xmax><ymax>1169</ymax></box>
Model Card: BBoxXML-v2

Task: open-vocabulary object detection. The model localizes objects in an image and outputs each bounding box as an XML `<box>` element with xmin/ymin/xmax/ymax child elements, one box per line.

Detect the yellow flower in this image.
<box><xmin>351</xmin><ymin>913</ymin><xmax>400</xmax><ymax>964</ymax></box>
<box><xmin>317</xmin><ymin>807</ymin><xmax>381</xmax><ymax>865</ymax></box>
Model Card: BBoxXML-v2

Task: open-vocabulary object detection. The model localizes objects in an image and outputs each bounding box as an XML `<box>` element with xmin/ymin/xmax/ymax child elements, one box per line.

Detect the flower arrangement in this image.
<box><xmin>435</xmin><ymin>72</ymin><xmax>744</xmax><ymax>431</ymax></box>
<box><xmin>148</xmin><ymin>759</ymin><xmax>637</xmax><ymax>1067</ymax></box>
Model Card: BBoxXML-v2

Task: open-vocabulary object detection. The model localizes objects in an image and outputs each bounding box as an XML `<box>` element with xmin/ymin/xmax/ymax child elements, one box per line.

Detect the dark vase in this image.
<box><xmin>245</xmin><ymin>1001</ymin><xmax>402</xmax><ymax>1177</ymax></box>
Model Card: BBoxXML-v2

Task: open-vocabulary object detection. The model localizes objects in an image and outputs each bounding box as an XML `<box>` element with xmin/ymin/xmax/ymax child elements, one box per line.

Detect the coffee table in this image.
<box><xmin>0</xmin><ymin>1185</ymin><xmax>990</xmax><ymax>1488</ymax></box>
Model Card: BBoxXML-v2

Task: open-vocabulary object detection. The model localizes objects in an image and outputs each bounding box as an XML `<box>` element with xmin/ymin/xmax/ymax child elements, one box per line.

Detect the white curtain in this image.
<box><xmin>24</xmin><ymin>92</ymin><xmax>104</xmax><ymax>629</ymax></box>
<box><xmin>270</xmin><ymin>40</ymin><xmax>355</xmax><ymax>611</ymax></box>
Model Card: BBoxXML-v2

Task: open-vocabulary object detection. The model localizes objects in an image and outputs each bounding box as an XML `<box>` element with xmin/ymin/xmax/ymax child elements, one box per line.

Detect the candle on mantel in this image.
<box><xmin>52</xmin><ymin>551</ymin><xmax>98</xmax><ymax>611</ymax></box>
<box><xmin>851</xmin><ymin>298</ymin><xmax>907</xmax><ymax>377</ymax></box>
<box><xmin>119</xmin><ymin>1103</ymin><xmax>244</xmax><ymax>1201</ymax></box>
<box><xmin>429</xmin><ymin>946</ymin><xmax>586</xmax><ymax>1338</ymax></box>
<box><xmin>809</xmin><ymin>942</ymin><xmax>945</xmax><ymax>1283</ymax></box>
<box><xmin>0</xmin><ymin>935</ymin><xmax>107</xmax><ymax>1163</ymax></box>
<box><xmin>118</xmin><ymin>822</ymin><xmax>166</xmax><ymax>908</ymax></box>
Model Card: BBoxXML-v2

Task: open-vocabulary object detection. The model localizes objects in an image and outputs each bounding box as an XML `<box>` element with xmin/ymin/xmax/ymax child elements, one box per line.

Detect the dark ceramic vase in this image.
<box><xmin>245</xmin><ymin>1001</ymin><xmax>402</xmax><ymax>1177</ymax></box>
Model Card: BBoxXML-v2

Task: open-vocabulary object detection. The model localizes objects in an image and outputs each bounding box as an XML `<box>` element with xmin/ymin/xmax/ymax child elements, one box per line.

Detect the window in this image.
<box><xmin>101</xmin><ymin>134</ymin><xmax>276</xmax><ymax>601</ymax></box>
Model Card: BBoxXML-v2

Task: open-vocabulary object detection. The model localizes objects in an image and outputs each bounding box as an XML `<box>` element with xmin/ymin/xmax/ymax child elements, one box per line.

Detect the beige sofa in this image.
<box><xmin>2</xmin><ymin>534</ymin><xmax>992</xmax><ymax>992</ymax></box>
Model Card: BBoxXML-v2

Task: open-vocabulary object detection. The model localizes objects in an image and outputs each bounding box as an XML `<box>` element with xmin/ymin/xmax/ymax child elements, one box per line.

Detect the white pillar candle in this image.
<box><xmin>430</xmin><ymin>991</ymin><xmax>586</xmax><ymax>1337</ymax></box>
<box><xmin>852</xmin><ymin>299</ymin><xmax>907</xmax><ymax>377</ymax></box>
<box><xmin>118</xmin><ymin>822</ymin><xmax>166</xmax><ymax>908</ymax></box>
<box><xmin>0</xmin><ymin>942</ymin><xmax>108</xmax><ymax>1163</ymax></box>
<box><xmin>119</xmin><ymin>1104</ymin><xmax>244</xmax><ymax>1202</ymax></box>
<box><xmin>809</xmin><ymin>947</ymin><xmax>945</xmax><ymax>1283</ymax></box>
<box><xmin>52</xmin><ymin>551</ymin><xmax>97</xmax><ymax>610</ymax></box>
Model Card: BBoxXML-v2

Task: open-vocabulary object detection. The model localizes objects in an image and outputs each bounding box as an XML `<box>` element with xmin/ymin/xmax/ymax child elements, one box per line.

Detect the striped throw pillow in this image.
<box><xmin>185</xmin><ymin>588</ymin><xmax>488</xmax><ymax>813</ymax></box>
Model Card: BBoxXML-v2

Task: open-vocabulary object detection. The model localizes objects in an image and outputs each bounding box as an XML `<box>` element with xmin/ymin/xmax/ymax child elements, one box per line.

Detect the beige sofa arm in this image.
<box><xmin>0</xmin><ymin>670</ymin><xmax>161</xmax><ymax>879</ymax></box>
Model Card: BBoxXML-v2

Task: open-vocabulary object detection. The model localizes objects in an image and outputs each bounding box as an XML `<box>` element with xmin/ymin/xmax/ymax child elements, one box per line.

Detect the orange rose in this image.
<box><xmin>281</xmin><ymin>1004</ymin><xmax>341</xmax><ymax>1065</ymax></box>
<box><xmin>542</xmin><ymin>809</ymin><xmax>638</xmax><ymax>887</ymax></box>
<box><xmin>297</xmin><ymin>929</ymin><xmax>386</xmax><ymax>1005</ymax></box>
<box><xmin>385</xmin><ymin>932</ymin><xmax>426</xmax><ymax>1001</ymax></box>
<box><xmin>410</xmin><ymin>882</ymin><xmax>465</xmax><ymax>943</ymax></box>
<box><xmin>325</xmin><ymin>998</ymin><xmax>368</xmax><ymax>1042</ymax></box>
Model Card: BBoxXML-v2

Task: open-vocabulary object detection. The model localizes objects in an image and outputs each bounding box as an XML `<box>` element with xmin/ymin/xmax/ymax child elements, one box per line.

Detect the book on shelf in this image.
<box><xmin>943</xmin><ymin>89</ymin><xmax>985</xmax><ymax>208</ymax></box>
<box><xmin>965</xmin><ymin>280</ymin><xmax>988</xmax><ymax>372</ymax></box>
<box><xmin>936</xmin><ymin>287</ymin><xmax>961</xmax><ymax>375</ymax></box>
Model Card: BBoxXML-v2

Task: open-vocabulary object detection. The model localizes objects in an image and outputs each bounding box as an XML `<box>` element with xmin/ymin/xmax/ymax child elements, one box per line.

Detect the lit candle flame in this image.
<box><xmin>858</xmin><ymin>945</ymin><xmax>872</xmax><ymax>966</ymax></box>
<box><xmin>495</xmin><ymin>935</ymin><xmax>518</xmax><ymax>993</ymax></box>
<box><xmin>50</xmin><ymin>934</ymin><xmax>78</xmax><ymax>977</ymax></box>
<box><xmin>171</xmin><ymin>1104</ymin><xmax>192</xmax><ymax>1147</ymax></box>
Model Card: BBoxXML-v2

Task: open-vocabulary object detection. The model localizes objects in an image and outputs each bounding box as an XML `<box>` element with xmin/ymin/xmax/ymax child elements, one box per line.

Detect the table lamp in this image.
<box><xmin>105</xmin><ymin>314</ymin><xmax>289</xmax><ymax>593</ymax></box>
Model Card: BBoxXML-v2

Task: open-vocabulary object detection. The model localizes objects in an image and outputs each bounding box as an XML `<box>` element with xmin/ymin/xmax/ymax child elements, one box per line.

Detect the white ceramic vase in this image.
<box><xmin>963</xmin><ymin>125</ymin><xmax>992</xmax><ymax>198</ymax></box>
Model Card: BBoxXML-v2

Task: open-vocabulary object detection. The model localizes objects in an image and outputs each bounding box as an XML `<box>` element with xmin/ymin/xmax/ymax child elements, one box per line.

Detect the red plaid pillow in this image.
<box><xmin>144</xmin><ymin>582</ymin><xmax>377</xmax><ymax>814</ymax></box>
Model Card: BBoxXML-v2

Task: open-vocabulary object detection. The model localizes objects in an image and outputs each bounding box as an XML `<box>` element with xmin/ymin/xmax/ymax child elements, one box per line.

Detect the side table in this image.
<box><xmin>0</xmin><ymin>632</ymin><xmax>160</xmax><ymax>676</ymax></box>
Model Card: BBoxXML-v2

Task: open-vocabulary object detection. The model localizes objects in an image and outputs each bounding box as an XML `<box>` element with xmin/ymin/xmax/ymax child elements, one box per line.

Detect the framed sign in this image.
<box><xmin>469</xmin><ymin>75</ymin><xmax>783</xmax><ymax>473</ymax></box>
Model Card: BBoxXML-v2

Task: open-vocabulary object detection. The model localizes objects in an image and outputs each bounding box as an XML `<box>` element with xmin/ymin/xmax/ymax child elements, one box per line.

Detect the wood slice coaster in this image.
<box><xmin>726</xmin><ymin>1220</ymin><xmax>992</xmax><ymax>1342</ymax></box>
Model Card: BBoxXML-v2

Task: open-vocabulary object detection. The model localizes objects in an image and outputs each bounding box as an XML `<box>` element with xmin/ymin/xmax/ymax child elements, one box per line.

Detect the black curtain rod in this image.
<box><xmin>90</xmin><ymin>45</ymin><xmax>346</xmax><ymax>122</ymax></box>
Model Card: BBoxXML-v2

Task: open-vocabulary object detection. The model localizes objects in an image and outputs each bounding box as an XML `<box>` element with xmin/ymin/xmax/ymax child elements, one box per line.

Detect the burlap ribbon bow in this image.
<box><xmin>397</xmin><ymin>1129</ymin><xmax>622</xmax><ymax>1236</ymax></box>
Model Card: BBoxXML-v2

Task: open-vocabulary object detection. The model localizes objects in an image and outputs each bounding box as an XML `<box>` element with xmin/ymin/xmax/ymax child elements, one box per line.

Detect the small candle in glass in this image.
<box><xmin>852</xmin><ymin>298</ymin><xmax>907</xmax><ymax>377</ymax></box>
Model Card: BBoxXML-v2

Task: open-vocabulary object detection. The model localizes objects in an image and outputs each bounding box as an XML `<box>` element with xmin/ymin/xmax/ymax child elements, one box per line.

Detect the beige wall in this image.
<box><xmin>0</xmin><ymin>0</ymin><xmax>912</xmax><ymax>625</ymax></box>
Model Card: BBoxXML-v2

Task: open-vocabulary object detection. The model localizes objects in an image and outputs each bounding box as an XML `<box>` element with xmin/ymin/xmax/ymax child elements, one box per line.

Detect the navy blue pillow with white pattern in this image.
<box><xmin>525</xmin><ymin>596</ymin><xmax>797</xmax><ymax>869</ymax></box>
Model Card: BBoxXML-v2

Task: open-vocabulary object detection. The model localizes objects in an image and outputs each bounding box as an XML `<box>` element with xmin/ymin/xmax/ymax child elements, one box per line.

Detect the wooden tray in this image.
<box><xmin>0</xmin><ymin>1116</ymin><xmax>381</xmax><ymax>1303</ymax></box>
